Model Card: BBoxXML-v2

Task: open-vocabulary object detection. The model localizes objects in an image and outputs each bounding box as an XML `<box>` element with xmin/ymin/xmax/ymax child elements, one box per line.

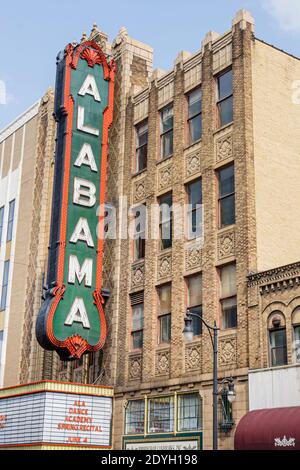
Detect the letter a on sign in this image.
<box><xmin>78</xmin><ymin>74</ymin><xmax>101</xmax><ymax>102</ymax></box>
<box><xmin>65</xmin><ymin>298</ymin><xmax>91</xmax><ymax>329</ymax></box>
<box><xmin>74</xmin><ymin>143</ymin><xmax>98</xmax><ymax>172</ymax></box>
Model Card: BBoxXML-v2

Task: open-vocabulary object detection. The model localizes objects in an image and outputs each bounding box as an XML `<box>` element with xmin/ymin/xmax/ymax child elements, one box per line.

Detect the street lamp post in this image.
<box><xmin>183</xmin><ymin>309</ymin><xmax>220</xmax><ymax>450</ymax></box>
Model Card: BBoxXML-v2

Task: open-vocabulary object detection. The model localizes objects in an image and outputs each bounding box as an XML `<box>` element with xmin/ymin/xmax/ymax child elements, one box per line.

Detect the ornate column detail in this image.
<box><xmin>185</xmin><ymin>343</ymin><xmax>202</xmax><ymax>372</ymax></box>
<box><xmin>157</xmin><ymin>252</ymin><xmax>172</xmax><ymax>281</ymax></box>
<box><xmin>185</xmin><ymin>241</ymin><xmax>203</xmax><ymax>272</ymax></box>
<box><xmin>219</xmin><ymin>336</ymin><xmax>237</xmax><ymax>367</ymax></box>
<box><xmin>217</xmin><ymin>229</ymin><xmax>235</xmax><ymax>260</ymax></box>
<box><xmin>185</xmin><ymin>149</ymin><xmax>201</xmax><ymax>178</ymax></box>
<box><xmin>128</xmin><ymin>354</ymin><xmax>142</xmax><ymax>380</ymax></box>
<box><xmin>157</xmin><ymin>161</ymin><xmax>173</xmax><ymax>192</ymax></box>
<box><xmin>133</xmin><ymin>174</ymin><xmax>146</xmax><ymax>203</ymax></box>
<box><xmin>131</xmin><ymin>261</ymin><xmax>145</xmax><ymax>289</ymax></box>
<box><xmin>156</xmin><ymin>350</ymin><xmax>170</xmax><ymax>376</ymax></box>
<box><xmin>215</xmin><ymin>132</ymin><xmax>233</xmax><ymax>163</ymax></box>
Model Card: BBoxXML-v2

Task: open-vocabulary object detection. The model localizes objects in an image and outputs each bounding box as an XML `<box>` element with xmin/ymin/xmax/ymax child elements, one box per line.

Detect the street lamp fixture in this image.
<box><xmin>183</xmin><ymin>309</ymin><xmax>236</xmax><ymax>450</ymax></box>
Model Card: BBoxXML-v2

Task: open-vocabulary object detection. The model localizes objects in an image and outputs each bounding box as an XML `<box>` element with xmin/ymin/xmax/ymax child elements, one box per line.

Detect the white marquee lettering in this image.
<box><xmin>68</xmin><ymin>255</ymin><xmax>93</xmax><ymax>287</ymax></box>
<box><xmin>77</xmin><ymin>106</ymin><xmax>99</xmax><ymax>136</ymax></box>
<box><xmin>74</xmin><ymin>143</ymin><xmax>98</xmax><ymax>172</ymax></box>
<box><xmin>70</xmin><ymin>217</ymin><xmax>94</xmax><ymax>247</ymax></box>
<box><xmin>65</xmin><ymin>297</ymin><xmax>90</xmax><ymax>329</ymax></box>
<box><xmin>78</xmin><ymin>74</ymin><xmax>101</xmax><ymax>102</ymax></box>
<box><xmin>73</xmin><ymin>177</ymin><xmax>96</xmax><ymax>207</ymax></box>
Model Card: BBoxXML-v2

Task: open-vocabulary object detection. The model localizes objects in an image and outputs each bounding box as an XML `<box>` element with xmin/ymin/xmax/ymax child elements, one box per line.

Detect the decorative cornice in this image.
<box><xmin>248</xmin><ymin>261</ymin><xmax>300</xmax><ymax>294</ymax></box>
<box><xmin>0</xmin><ymin>100</ymin><xmax>40</xmax><ymax>143</ymax></box>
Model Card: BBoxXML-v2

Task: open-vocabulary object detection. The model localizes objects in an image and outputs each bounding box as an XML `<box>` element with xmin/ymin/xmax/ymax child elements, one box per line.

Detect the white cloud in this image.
<box><xmin>264</xmin><ymin>0</ymin><xmax>300</xmax><ymax>32</ymax></box>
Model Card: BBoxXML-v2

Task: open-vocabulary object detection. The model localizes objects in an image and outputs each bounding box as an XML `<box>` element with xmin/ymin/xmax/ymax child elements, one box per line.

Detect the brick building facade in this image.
<box><xmin>1</xmin><ymin>9</ymin><xmax>300</xmax><ymax>450</ymax></box>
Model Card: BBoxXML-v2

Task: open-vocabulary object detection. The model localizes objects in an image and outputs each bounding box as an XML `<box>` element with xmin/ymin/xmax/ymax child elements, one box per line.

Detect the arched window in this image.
<box><xmin>292</xmin><ymin>308</ymin><xmax>300</xmax><ymax>364</ymax></box>
<box><xmin>268</xmin><ymin>312</ymin><xmax>287</xmax><ymax>367</ymax></box>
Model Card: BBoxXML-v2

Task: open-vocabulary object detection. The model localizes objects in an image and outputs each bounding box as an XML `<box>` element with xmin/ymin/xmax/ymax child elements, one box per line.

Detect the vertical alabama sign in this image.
<box><xmin>36</xmin><ymin>41</ymin><xmax>115</xmax><ymax>359</ymax></box>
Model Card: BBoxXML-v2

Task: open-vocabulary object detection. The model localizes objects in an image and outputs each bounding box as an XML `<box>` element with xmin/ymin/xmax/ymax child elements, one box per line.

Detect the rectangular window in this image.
<box><xmin>0</xmin><ymin>260</ymin><xmax>10</xmax><ymax>311</ymax></box>
<box><xmin>133</xmin><ymin>205</ymin><xmax>146</xmax><ymax>261</ymax></box>
<box><xmin>159</xmin><ymin>193</ymin><xmax>172</xmax><ymax>250</ymax></box>
<box><xmin>0</xmin><ymin>207</ymin><xmax>4</xmax><ymax>246</ymax></box>
<box><xmin>217</xmin><ymin>69</ymin><xmax>233</xmax><ymax>127</ymax></box>
<box><xmin>131</xmin><ymin>304</ymin><xmax>144</xmax><ymax>350</ymax></box>
<box><xmin>135</xmin><ymin>120</ymin><xmax>148</xmax><ymax>172</ymax></box>
<box><xmin>187</xmin><ymin>179</ymin><xmax>202</xmax><ymax>240</ymax></box>
<box><xmin>0</xmin><ymin>330</ymin><xmax>3</xmax><ymax>362</ymax></box>
<box><xmin>6</xmin><ymin>199</ymin><xmax>15</xmax><ymax>242</ymax></box>
<box><xmin>187</xmin><ymin>274</ymin><xmax>203</xmax><ymax>336</ymax></box>
<box><xmin>158</xmin><ymin>284</ymin><xmax>171</xmax><ymax>344</ymax></box>
<box><xmin>160</xmin><ymin>105</ymin><xmax>173</xmax><ymax>159</ymax></box>
<box><xmin>270</xmin><ymin>329</ymin><xmax>288</xmax><ymax>367</ymax></box>
<box><xmin>294</xmin><ymin>325</ymin><xmax>300</xmax><ymax>364</ymax></box>
<box><xmin>220</xmin><ymin>264</ymin><xmax>237</xmax><ymax>329</ymax></box>
<box><xmin>148</xmin><ymin>396</ymin><xmax>174</xmax><ymax>433</ymax></box>
<box><xmin>218</xmin><ymin>164</ymin><xmax>235</xmax><ymax>228</ymax></box>
<box><xmin>177</xmin><ymin>393</ymin><xmax>202</xmax><ymax>431</ymax></box>
<box><xmin>125</xmin><ymin>400</ymin><xmax>145</xmax><ymax>435</ymax></box>
<box><xmin>188</xmin><ymin>88</ymin><xmax>202</xmax><ymax>144</ymax></box>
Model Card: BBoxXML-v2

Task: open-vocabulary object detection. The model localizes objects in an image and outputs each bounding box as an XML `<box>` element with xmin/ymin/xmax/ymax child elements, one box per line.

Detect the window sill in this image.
<box><xmin>132</xmin><ymin>168</ymin><xmax>147</xmax><ymax>178</ymax></box>
<box><xmin>184</xmin><ymin>139</ymin><xmax>202</xmax><ymax>152</ymax></box>
<box><xmin>157</xmin><ymin>155</ymin><xmax>173</xmax><ymax>165</ymax></box>
<box><xmin>213</xmin><ymin>122</ymin><xmax>233</xmax><ymax>135</ymax></box>
<box><xmin>218</xmin><ymin>224</ymin><xmax>236</xmax><ymax>234</ymax></box>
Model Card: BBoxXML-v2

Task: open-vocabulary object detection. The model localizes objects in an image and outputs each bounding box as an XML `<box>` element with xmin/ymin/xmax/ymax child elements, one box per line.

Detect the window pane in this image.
<box><xmin>188</xmin><ymin>180</ymin><xmax>202</xmax><ymax>208</ymax></box>
<box><xmin>149</xmin><ymin>396</ymin><xmax>174</xmax><ymax>433</ymax></box>
<box><xmin>161</xmin><ymin>130</ymin><xmax>173</xmax><ymax>158</ymax></box>
<box><xmin>161</xmin><ymin>105</ymin><xmax>173</xmax><ymax>133</ymax></box>
<box><xmin>188</xmin><ymin>89</ymin><xmax>202</xmax><ymax>118</ymax></box>
<box><xmin>136</xmin><ymin>145</ymin><xmax>147</xmax><ymax>172</ymax></box>
<box><xmin>189</xmin><ymin>115</ymin><xmax>202</xmax><ymax>143</ymax></box>
<box><xmin>219</xmin><ymin>165</ymin><xmax>234</xmax><ymax>197</ymax></box>
<box><xmin>136</xmin><ymin>121</ymin><xmax>148</xmax><ymax>172</ymax></box>
<box><xmin>222</xmin><ymin>297</ymin><xmax>237</xmax><ymax>329</ymax></box>
<box><xmin>132</xmin><ymin>304</ymin><xmax>144</xmax><ymax>331</ymax></box>
<box><xmin>6</xmin><ymin>200</ymin><xmax>15</xmax><ymax>242</ymax></box>
<box><xmin>218</xmin><ymin>70</ymin><xmax>232</xmax><ymax>101</ymax></box>
<box><xmin>270</xmin><ymin>329</ymin><xmax>287</xmax><ymax>367</ymax></box>
<box><xmin>178</xmin><ymin>394</ymin><xmax>202</xmax><ymax>431</ymax></box>
<box><xmin>125</xmin><ymin>400</ymin><xmax>145</xmax><ymax>434</ymax></box>
<box><xmin>0</xmin><ymin>207</ymin><xmax>4</xmax><ymax>246</ymax></box>
<box><xmin>158</xmin><ymin>284</ymin><xmax>171</xmax><ymax>315</ymax></box>
<box><xmin>220</xmin><ymin>194</ymin><xmax>235</xmax><ymax>227</ymax></box>
<box><xmin>294</xmin><ymin>326</ymin><xmax>300</xmax><ymax>363</ymax></box>
<box><xmin>159</xmin><ymin>314</ymin><xmax>171</xmax><ymax>343</ymax></box>
<box><xmin>159</xmin><ymin>194</ymin><xmax>172</xmax><ymax>248</ymax></box>
<box><xmin>219</xmin><ymin>96</ymin><xmax>233</xmax><ymax>127</ymax></box>
<box><xmin>220</xmin><ymin>264</ymin><xmax>236</xmax><ymax>298</ymax></box>
<box><xmin>132</xmin><ymin>331</ymin><xmax>143</xmax><ymax>349</ymax></box>
<box><xmin>191</xmin><ymin>305</ymin><xmax>202</xmax><ymax>336</ymax></box>
<box><xmin>187</xmin><ymin>274</ymin><xmax>202</xmax><ymax>307</ymax></box>
<box><xmin>137</xmin><ymin>121</ymin><xmax>148</xmax><ymax>146</ymax></box>
<box><xmin>0</xmin><ymin>260</ymin><xmax>10</xmax><ymax>311</ymax></box>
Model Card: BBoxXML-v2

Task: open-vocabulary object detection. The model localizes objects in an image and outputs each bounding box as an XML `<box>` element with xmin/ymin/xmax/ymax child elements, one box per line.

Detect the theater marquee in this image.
<box><xmin>36</xmin><ymin>41</ymin><xmax>115</xmax><ymax>359</ymax></box>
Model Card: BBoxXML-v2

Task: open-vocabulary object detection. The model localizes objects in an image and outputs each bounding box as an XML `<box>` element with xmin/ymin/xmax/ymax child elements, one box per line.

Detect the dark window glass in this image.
<box><xmin>187</xmin><ymin>179</ymin><xmax>202</xmax><ymax>239</ymax></box>
<box><xmin>188</xmin><ymin>88</ymin><xmax>202</xmax><ymax>144</ymax></box>
<box><xmin>177</xmin><ymin>393</ymin><xmax>202</xmax><ymax>431</ymax></box>
<box><xmin>159</xmin><ymin>314</ymin><xmax>171</xmax><ymax>343</ymax></box>
<box><xmin>136</xmin><ymin>121</ymin><xmax>148</xmax><ymax>172</ymax></box>
<box><xmin>220</xmin><ymin>264</ymin><xmax>237</xmax><ymax>329</ymax></box>
<box><xmin>133</xmin><ymin>205</ymin><xmax>146</xmax><ymax>261</ymax></box>
<box><xmin>218</xmin><ymin>165</ymin><xmax>235</xmax><ymax>227</ymax></box>
<box><xmin>131</xmin><ymin>303</ymin><xmax>144</xmax><ymax>350</ymax></box>
<box><xmin>158</xmin><ymin>284</ymin><xmax>171</xmax><ymax>344</ymax></box>
<box><xmin>6</xmin><ymin>200</ymin><xmax>15</xmax><ymax>242</ymax></box>
<box><xmin>0</xmin><ymin>260</ymin><xmax>10</xmax><ymax>311</ymax></box>
<box><xmin>125</xmin><ymin>400</ymin><xmax>145</xmax><ymax>435</ymax></box>
<box><xmin>217</xmin><ymin>69</ymin><xmax>233</xmax><ymax>127</ymax></box>
<box><xmin>159</xmin><ymin>193</ymin><xmax>172</xmax><ymax>250</ymax></box>
<box><xmin>160</xmin><ymin>105</ymin><xmax>173</xmax><ymax>159</ymax></box>
<box><xmin>0</xmin><ymin>207</ymin><xmax>4</xmax><ymax>246</ymax></box>
<box><xmin>270</xmin><ymin>329</ymin><xmax>288</xmax><ymax>367</ymax></box>
<box><xmin>148</xmin><ymin>396</ymin><xmax>174</xmax><ymax>433</ymax></box>
<box><xmin>187</xmin><ymin>274</ymin><xmax>203</xmax><ymax>336</ymax></box>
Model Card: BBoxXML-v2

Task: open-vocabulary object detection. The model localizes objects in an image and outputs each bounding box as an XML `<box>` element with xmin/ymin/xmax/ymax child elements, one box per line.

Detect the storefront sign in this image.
<box><xmin>0</xmin><ymin>382</ymin><xmax>113</xmax><ymax>449</ymax></box>
<box><xmin>125</xmin><ymin>440</ymin><xmax>199</xmax><ymax>450</ymax></box>
<box><xmin>36</xmin><ymin>41</ymin><xmax>115</xmax><ymax>359</ymax></box>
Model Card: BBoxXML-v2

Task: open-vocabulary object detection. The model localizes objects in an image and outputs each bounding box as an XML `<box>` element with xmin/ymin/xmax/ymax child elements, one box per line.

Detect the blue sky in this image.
<box><xmin>1</xmin><ymin>0</ymin><xmax>300</xmax><ymax>130</ymax></box>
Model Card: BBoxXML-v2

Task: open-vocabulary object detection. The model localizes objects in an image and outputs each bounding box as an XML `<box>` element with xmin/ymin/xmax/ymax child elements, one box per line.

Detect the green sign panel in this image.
<box><xmin>36</xmin><ymin>41</ymin><xmax>115</xmax><ymax>359</ymax></box>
